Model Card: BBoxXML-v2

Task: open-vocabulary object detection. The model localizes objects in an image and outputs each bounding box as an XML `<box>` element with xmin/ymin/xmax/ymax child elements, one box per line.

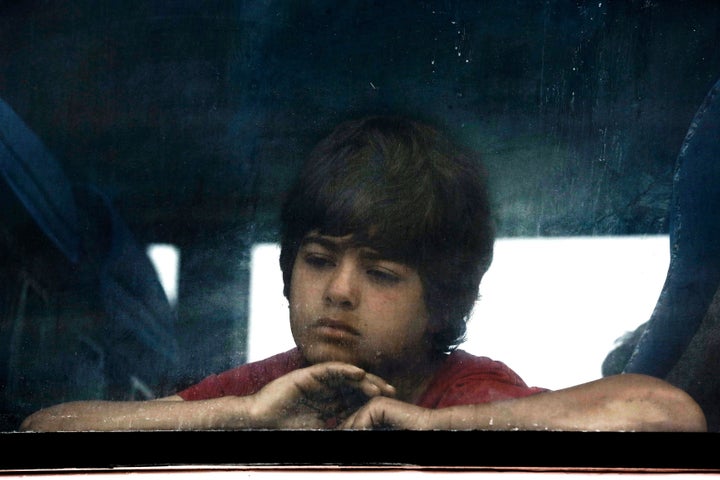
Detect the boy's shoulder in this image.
<box><xmin>178</xmin><ymin>348</ymin><xmax>305</xmax><ymax>400</ymax></box>
<box><xmin>417</xmin><ymin>349</ymin><xmax>548</xmax><ymax>408</ymax></box>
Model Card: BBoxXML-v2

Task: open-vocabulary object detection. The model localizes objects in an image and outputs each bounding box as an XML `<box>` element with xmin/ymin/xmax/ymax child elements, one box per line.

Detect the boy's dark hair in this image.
<box><xmin>279</xmin><ymin>115</ymin><xmax>495</xmax><ymax>353</ymax></box>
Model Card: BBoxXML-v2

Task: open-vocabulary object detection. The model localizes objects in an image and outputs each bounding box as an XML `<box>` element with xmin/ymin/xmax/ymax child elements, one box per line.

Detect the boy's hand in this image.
<box><xmin>248</xmin><ymin>362</ymin><xmax>396</xmax><ymax>429</ymax></box>
<box><xmin>338</xmin><ymin>396</ymin><xmax>436</xmax><ymax>430</ymax></box>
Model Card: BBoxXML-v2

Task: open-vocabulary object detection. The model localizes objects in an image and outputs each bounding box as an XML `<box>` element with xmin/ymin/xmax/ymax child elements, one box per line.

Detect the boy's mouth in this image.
<box><xmin>314</xmin><ymin>317</ymin><xmax>361</xmax><ymax>338</ymax></box>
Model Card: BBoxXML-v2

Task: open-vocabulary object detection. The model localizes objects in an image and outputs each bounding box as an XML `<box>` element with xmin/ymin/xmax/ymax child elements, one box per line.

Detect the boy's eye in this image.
<box><xmin>367</xmin><ymin>268</ymin><xmax>400</xmax><ymax>285</ymax></box>
<box><xmin>303</xmin><ymin>253</ymin><xmax>335</xmax><ymax>268</ymax></box>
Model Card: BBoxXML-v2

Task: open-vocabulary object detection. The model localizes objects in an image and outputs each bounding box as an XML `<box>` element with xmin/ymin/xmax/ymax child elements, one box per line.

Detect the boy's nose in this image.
<box><xmin>324</xmin><ymin>263</ymin><xmax>359</xmax><ymax>309</ymax></box>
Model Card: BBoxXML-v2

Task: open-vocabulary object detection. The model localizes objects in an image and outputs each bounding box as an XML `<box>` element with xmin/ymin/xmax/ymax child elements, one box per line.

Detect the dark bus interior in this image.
<box><xmin>1</xmin><ymin>0</ymin><xmax>720</xmax><ymax>436</ymax></box>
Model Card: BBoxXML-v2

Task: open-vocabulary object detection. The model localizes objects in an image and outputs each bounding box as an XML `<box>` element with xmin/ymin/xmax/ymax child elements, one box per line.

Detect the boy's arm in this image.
<box><xmin>19</xmin><ymin>396</ymin><xmax>246</xmax><ymax>431</ymax></box>
<box><xmin>339</xmin><ymin>373</ymin><xmax>708</xmax><ymax>431</ymax></box>
<box><xmin>19</xmin><ymin>362</ymin><xmax>396</xmax><ymax>431</ymax></box>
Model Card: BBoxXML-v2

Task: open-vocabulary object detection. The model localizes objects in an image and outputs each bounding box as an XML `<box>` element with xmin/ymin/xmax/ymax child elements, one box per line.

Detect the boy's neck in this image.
<box><xmin>383</xmin><ymin>352</ymin><xmax>445</xmax><ymax>404</ymax></box>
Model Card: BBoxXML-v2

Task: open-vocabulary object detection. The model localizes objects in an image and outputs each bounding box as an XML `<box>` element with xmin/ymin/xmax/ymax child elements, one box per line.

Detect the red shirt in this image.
<box><xmin>178</xmin><ymin>348</ymin><xmax>547</xmax><ymax>407</ymax></box>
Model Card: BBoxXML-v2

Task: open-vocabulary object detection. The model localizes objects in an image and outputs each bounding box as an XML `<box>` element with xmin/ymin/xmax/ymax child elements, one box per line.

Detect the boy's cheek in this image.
<box><xmin>289</xmin><ymin>300</ymin><xmax>319</xmax><ymax>329</ymax></box>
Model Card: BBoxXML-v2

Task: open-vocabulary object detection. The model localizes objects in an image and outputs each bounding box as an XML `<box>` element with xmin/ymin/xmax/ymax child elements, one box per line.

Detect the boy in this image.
<box><xmin>20</xmin><ymin>116</ymin><xmax>706</xmax><ymax>431</ymax></box>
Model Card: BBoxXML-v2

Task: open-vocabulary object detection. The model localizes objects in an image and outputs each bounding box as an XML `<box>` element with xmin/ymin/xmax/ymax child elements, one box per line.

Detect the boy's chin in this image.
<box><xmin>301</xmin><ymin>343</ymin><xmax>366</xmax><ymax>367</ymax></box>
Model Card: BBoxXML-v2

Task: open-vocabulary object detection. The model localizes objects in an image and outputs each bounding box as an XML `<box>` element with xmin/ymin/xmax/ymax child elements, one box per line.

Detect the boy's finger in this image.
<box><xmin>361</xmin><ymin>372</ymin><xmax>396</xmax><ymax>397</ymax></box>
<box><xmin>320</xmin><ymin>366</ymin><xmax>396</xmax><ymax>398</ymax></box>
<box><xmin>308</xmin><ymin>362</ymin><xmax>365</xmax><ymax>386</ymax></box>
<box><xmin>344</xmin><ymin>377</ymin><xmax>395</xmax><ymax>399</ymax></box>
<box><xmin>306</xmin><ymin>362</ymin><xmax>395</xmax><ymax>398</ymax></box>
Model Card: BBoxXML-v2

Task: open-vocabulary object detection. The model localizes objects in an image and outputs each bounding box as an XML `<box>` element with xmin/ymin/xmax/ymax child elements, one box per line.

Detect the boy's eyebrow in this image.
<box><xmin>301</xmin><ymin>234</ymin><xmax>398</xmax><ymax>262</ymax></box>
<box><xmin>300</xmin><ymin>234</ymin><xmax>346</xmax><ymax>252</ymax></box>
<box><xmin>300</xmin><ymin>234</ymin><xmax>378</xmax><ymax>254</ymax></box>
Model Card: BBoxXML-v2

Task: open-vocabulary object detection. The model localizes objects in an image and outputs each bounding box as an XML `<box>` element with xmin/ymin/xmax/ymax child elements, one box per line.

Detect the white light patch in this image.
<box><xmin>464</xmin><ymin>235</ymin><xmax>669</xmax><ymax>390</ymax></box>
<box><xmin>146</xmin><ymin>243</ymin><xmax>181</xmax><ymax>307</ymax></box>
<box><xmin>247</xmin><ymin>236</ymin><xmax>670</xmax><ymax>391</ymax></box>
<box><xmin>247</xmin><ymin>243</ymin><xmax>295</xmax><ymax>362</ymax></box>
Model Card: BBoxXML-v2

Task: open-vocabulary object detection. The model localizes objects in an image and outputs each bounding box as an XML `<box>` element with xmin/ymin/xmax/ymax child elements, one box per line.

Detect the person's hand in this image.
<box><xmin>247</xmin><ymin>361</ymin><xmax>396</xmax><ymax>429</ymax></box>
<box><xmin>338</xmin><ymin>396</ymin><xmax>437</xmax><ymax>430</ymax></box>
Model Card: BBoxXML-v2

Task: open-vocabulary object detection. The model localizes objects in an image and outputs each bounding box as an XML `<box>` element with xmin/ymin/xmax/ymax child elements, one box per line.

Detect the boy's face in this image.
<box><xmin>288</xmin><ymin>232</ymin><xmax>431</xmax><ymax>375</ymax></box>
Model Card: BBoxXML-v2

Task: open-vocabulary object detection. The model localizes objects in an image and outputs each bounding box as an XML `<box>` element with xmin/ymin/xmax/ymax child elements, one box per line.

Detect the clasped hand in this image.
<box><xmin>244</xmin><ymin>361</ymin><xmax>427</xmax><ymax>429</ymax></box>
